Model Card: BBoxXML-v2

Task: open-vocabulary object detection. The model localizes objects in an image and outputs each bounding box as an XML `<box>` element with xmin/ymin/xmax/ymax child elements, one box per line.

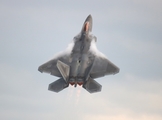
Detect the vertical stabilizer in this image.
<box><xmin>56</xmin><ymin>60</ymin><xmax>70</xmax><ymax>82</ymax></box>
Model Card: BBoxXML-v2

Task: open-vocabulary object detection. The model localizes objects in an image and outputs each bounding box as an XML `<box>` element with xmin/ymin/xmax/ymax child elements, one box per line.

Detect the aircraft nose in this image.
<box><xmin>81</xmin><ymin>14</ymin><xmax>93</xmax><ymax>33</ymax></box>
<box><xmin>84</xmin><ymin>22</ymin><xmax>89</xmax><ymax>32</ymax></box>
<box><xmin>85</xmin><ymin>15</ymin><xmax>92</xmax><ymax>22</ymax></box>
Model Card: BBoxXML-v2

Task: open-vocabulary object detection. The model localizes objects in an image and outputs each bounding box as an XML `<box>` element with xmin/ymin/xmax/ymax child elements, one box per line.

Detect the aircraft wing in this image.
<box><xmin>90</xmin><ymin>52</ymin><xmax>120</xmax><ymax>79</ymax></box>
<box><xmin>38</xmin><ymin>41</ymin><xmax>74</xmax><ymax>77</ymax></box>
<box><xmin>38</xmin><ymin>52</ymin><xmax>71</xmax><ymax>77</ymax></box>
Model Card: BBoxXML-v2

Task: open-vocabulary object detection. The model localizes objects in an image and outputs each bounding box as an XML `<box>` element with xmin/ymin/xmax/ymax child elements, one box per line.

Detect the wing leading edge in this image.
<box><xmin>90</xmin><ymin>55</ymin><xmax>119</xmax><ymax>78</ymax></box>
<box><xmin>88</xmin><ymin>40</ymin><xmax>119</xmax><ymax>78</ymax></box>
<box><xmin>38</xmin><ymin>41</ymin><xmax>74</xmax><ymax>77</ymax></box>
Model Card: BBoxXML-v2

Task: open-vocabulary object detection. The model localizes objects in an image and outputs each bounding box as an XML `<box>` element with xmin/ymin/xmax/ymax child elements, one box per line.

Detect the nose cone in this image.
<box><xmin>81</xmin><ymin>14</ymin><xmax>93</xmax><ymax>33</ymax></box>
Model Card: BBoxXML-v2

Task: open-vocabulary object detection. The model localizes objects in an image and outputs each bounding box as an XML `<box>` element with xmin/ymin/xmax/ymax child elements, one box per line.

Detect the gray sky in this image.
<box><xmin>0</xmin><ymin>0</ymin><xmax>162</xmax><ymax>120</ymax></box>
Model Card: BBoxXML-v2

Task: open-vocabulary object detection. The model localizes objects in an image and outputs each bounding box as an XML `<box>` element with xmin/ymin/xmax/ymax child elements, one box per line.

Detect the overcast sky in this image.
<box><xmin>0</xmin><ymin>0</ymin><xmax>162</xmax><ymax>120</ymax></box>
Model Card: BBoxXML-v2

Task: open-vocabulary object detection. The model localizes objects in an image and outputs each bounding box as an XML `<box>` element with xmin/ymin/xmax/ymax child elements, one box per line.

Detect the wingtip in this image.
<box><xmin>38</xmin><ymin>66</ymin><xmax>43</xmax><ymax>73</ymax></box>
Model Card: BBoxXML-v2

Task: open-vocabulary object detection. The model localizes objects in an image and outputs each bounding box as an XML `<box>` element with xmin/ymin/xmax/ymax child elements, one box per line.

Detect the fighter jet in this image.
<box><xmin>38</xmin><ymin>15</ymin><xmax>119</xmax><ymax>93</ymax></box>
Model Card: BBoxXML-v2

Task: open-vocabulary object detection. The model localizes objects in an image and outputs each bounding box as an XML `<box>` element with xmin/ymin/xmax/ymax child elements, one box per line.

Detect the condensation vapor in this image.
<box><xmin>50</xmin><ymin>40</ymin><xmax>75</xmax><ymax>60</ymax></box>
<box><xmin>89</xmin><ymin>36</ymin><xmax>107</xmax><ymax>58</ymax></box>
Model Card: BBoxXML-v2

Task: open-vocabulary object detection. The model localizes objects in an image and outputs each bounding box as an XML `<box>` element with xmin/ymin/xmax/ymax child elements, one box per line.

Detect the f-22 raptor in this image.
<box><xmin>38</xmin><ymin>15</ymin><xmax>119</xmax><ymax>93</ymax></box>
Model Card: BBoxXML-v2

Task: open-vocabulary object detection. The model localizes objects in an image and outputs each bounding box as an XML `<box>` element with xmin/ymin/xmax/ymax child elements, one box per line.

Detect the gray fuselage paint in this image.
<box><xmin>69</xmin><ymin>33</ymin><xmax>94</xmax><ymax>84</ymax></box>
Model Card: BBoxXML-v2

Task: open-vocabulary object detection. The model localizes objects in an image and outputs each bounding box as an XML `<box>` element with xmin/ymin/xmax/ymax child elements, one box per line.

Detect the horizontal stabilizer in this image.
<box><xmin>48</xmin><ymin>78</ymin><xmax>69</xmax><ymax>93</ymax></box>
<box><xmin>83</xmin><ymin>78</ymin><xmax>102</xmax><ymax>93</ymax></box>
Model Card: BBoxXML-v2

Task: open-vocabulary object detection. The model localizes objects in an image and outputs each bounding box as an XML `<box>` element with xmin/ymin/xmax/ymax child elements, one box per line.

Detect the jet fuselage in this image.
<box><xmin>69</xmin><ymin>33</ymin><xmax>95</xmax><ymax>87</ymax></box>
<box><xmin>38</xmin><ymin>15</ymin><xmax>119</xmax><ymax>93</ymax></box>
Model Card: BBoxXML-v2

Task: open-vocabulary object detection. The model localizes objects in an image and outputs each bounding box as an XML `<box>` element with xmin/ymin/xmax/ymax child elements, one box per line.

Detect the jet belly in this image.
<box><xmin>69</xmin><ymin>35</ymin><xmax>92</xmax><ymax>85</ymax></box>
<box><xmin>38</xmin><ymin>15</ymin><xmax>119</xmax><ymax>93</ymax></box>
